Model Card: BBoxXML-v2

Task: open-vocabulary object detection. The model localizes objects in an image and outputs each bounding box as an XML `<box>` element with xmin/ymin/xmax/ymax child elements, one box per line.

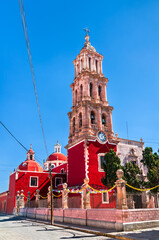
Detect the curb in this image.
<box><xmin>19</xmin><ymin>217</ymin><xmax>140</xmax><ymax>240</ymax></box>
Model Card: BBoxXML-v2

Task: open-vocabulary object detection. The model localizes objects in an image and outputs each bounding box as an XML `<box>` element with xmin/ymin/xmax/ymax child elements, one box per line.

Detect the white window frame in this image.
<box><xmin>55</xmin><ymin>177</ymin><xmax>63</xmax><ymax>187</ymax></box>
<box><xmin>30</xmin><ymin>176</ymin><xmax>38</xmax><ymax>187</ymax></box>
<box><xmin>98</xmin><ymin>153</ymin><xmax>105</xmax><ymax>172</ymax></box>
<box><xmin>102</xmin><ymin>192</ymin><xmax>109</xmax><ymax>204</ymax></box>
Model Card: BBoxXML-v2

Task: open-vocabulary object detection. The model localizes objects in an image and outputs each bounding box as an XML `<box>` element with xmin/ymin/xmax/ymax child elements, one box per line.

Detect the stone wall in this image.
<box><xmin>19</xmin><ymin>208</ymin><xmax>159</xmax><ymax>231</ymax></box>
<box><xmin>117</xmin><ymin>138</ymin><xmax>147</xmax><ymax>174</ymax></box>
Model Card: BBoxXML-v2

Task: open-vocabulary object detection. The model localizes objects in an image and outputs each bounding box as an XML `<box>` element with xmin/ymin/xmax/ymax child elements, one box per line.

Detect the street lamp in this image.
<box><xmin>49</xmin><ymin>164</ymin><xmax>54</xmax><ymax>225</ymax></box>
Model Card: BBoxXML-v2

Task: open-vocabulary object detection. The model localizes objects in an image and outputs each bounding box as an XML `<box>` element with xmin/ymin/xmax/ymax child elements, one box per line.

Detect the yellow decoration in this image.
<box><xmin>126</xmin><ymin>183</ymin><xmax>159</xmax><ymax>192</ymax></box>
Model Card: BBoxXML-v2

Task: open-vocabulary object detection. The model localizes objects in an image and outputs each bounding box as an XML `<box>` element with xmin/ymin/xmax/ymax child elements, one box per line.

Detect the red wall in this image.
<box><xmin>7</xmin><ymin>173</ymin><xmax>16</xmax><ymax>214</ymax></box>
<box><xmin>87</xmin><ymin>140</ymin><xmax>116</xmax><ymax>186</ymax></box>
<box><xmin>15</xmin><ymin>171</ymin><xmax>49</xmax><ymax>200</ymax></box>
<box><xmin>6</xmin><ymin>171</ymin><xmax>49</xmax><ymax>214</ymax></box>
<box><xmin>90</xmin><ymin>193</ymin><xmax>116</xmax><ymax>208</ymax></box>
<box><xmin>6</xmin><ymin>170</ymin><xmax>66</xmax><ymax>214</ymax></box>
<box><xmin>87</xmin><ymin>140</ymin><xmax>116</xmax><ymax>208</ymax></box>
<box><xmin>0</xmin><ymin>192</ymin><xmax>8</xmax><ymax>213</ymax></box>
<box><xmin>67</xmin><ymin>141</ymin><xmax>85</xmax><ymax>186</ymax></box>
<box><xmin>51</xmin><ymin>163</ymin><xmax>67</xmax><ymax>174</ymax></box>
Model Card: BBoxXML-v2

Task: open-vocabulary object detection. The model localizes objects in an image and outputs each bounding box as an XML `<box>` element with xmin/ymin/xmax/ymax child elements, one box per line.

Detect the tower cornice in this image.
<box><xmin>73</xmin><ymin>70</ymin><xmax>108</xmax><ymax>83</ymax></box>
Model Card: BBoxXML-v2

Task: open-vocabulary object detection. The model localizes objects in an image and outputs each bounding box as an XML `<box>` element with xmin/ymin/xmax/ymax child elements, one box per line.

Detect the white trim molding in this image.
<box><xmin>98</xmin><ymin>153</ymin><xmax>105</xmax><ymax>172</ymax></box>
<box><xmin>102</xmin><ymin>192</ymin><xmax>109</xmax><ymax>204</ymax></box>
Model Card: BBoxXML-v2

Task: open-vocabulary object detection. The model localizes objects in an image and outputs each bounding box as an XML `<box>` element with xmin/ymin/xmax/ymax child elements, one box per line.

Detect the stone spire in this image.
<box><xmin>66</xmin><ymin>31</ymin><xmax>114</xmax><ymax>147</ymax></box>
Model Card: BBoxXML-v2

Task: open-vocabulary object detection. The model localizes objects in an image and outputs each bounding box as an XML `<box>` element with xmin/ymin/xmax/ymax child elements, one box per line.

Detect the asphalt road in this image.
<box><xmin>1</xmin><ymin>215</ymin><xmax>159</xmax><ymax>240</ymax></box>
<box><xmin>0</xmin><ymin>215</ymin><xmax>115</xmax><ymax>240</ymax></box>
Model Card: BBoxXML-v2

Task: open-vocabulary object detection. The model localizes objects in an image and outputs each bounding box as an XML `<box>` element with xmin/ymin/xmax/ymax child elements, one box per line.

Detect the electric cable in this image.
<box><xmin>18</xmin><ymin>0</ymin><xmax>48</xmax><ymax>157</ymax></box>
<box><xmin>0</xmin><ymin>121</ymin><xmax>43</xmax><ymax>164</ymax></box>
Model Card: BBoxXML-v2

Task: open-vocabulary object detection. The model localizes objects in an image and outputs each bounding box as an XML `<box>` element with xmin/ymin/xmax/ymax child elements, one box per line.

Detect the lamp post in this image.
<box><xmin>49</xmin><ymin>165</ymin><xmax>54</xmax><ymax>225</ymax></box>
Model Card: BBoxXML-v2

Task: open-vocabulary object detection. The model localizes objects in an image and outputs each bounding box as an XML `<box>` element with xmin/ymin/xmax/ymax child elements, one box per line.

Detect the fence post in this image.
<box><xmin>81</xmin><ymin>178</ymin><xmax>91</xmax><ymax>209</ymax></box>
<box><xmin>127</xmin><ymin>195</ymin><xmax>135</xmax><ymax>209</ymax></box>
<box><xmin>19</xmin><ymin>190</ymin><xmax>25</xmax><ymax>209</ymax></box>
<box><xmin>62</xmin><ymin>183</ymin><xmax>68</xmax><ymax>209</ymax></box>
<box><xmin>147</xmin><ymin>194</ymin><xmax>155</xmax><ymax>208</ymax></box>
<box><xmin>142</xmin><ymin>191</ymin><xmax>149</xmax><ymax>208</ymax></box>
<box><xmin>27</xmin><ymin>191</ymin><xmax>30</xmax><ymax>208</ymax></box>
<box><xmin>157</xmin><ymin>193</ymin><xmax>159</xmax><ymax>208</ymax></box>
<box><xmin>35</xmin><ymin>189</ymin><xmax>40</xmax><ymax>208</ymax></box>
<box><xmin>15</xmin><ymin>191</ymin><xmax>20</xmax><ymax>215</ymax></box>
<box><xmin>115</xmin><ymin>169</ymin><xmax>128</xmax><ymax>209</ymax></box>
<box><xmin>47</xmin><ymin>186</ymin><xmax>51</xmax><ymax>208</ymax></box>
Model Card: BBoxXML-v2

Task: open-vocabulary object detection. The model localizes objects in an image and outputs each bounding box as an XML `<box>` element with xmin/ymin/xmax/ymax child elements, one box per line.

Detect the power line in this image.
<box><xmin>18</xmin><ymin>0</ymin><xmax>48</xmax><ymax>157</ymax></box>
<box><xmin>0</xmin><ymin>121</ymin><xmax>43</xmax><ymax>164</ymax></box>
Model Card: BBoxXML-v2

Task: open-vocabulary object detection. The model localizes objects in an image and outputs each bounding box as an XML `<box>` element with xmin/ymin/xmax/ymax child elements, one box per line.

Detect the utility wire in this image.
<box><xmin>0</xmin><ymin>121</ymin><xmax>43</xmax><ymax>164</ymax></box>
<box><xmin>18</xmin><ymin>0</ymin><xmax>48</xmax><ymax>157</ymax></box>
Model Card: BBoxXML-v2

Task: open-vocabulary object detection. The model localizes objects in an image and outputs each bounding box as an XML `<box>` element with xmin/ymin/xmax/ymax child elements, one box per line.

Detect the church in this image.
<box><xmin>65</xmin><ymin>32</ymin><xmax>145</xmax><ymax>187</ymax></box>
<box><xmin>0</xmin><ymin>32</ymin><xmax>145</xmax><ymax>214</ymax></box>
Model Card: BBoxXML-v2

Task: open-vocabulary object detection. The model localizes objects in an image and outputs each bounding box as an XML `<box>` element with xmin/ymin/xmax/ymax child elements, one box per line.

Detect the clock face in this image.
<box><xmin>98</xmin><ymin>131</ymin><xmax>106</xmax><ymax>142</ymax></box>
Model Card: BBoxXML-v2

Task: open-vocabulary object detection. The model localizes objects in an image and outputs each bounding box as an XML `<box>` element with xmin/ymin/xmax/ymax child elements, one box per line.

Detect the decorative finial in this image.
<box><xmin>115</xmin><ymin>132</ymin><xmax>118</xmax><ymax>139</ymax></box>
<box><xmin>57</xmin><ymin>140</ymin><xmax>59</xmax><ymax>144</ymax></box>
<box><xmin>30</xmin><ymin>144</ymin><xmax>32</xmax><ymax>149</ymax></box>
<box><xmin>83</xmin><ymin>27</ymin><xmax>90</xmax><ymax>42</ymax></box>
<box><xmin>140</xmin><ymin>137</ymin><xmax>143</xmax><ymax>142</ymax></box>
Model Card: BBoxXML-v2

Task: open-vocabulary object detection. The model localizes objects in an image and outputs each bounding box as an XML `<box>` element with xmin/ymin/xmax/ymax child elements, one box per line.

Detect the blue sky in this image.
<box><xmin>0</xmin><ymin>0</ymin><xmax>159</xmax><ymax>193</ymax></box>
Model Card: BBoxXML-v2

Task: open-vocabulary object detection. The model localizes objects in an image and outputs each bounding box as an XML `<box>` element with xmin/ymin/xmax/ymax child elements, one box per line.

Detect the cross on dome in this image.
<box><xmin>83</xmin><ymin>27</ymin><xmax>90</xmax><ymax>36</ymax></box>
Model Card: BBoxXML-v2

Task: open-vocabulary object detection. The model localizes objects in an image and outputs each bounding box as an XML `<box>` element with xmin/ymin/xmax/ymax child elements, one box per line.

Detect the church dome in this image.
<box><xmin>46</xmin><ymin>152</ymin><xmax>67</xmax><ymax>162</ymax></box>
<box><xmin>18</xmin><ymin>159</ymin><xmax>43</xmax><ymax>172</ymax></box>
<box><xmin>17</xmin><ymin>145</ymin><xmax>43</xmax><ymax>172</ymax></box>
<box><xmin>46</xmin><ymin>141</ymin><xmax>67</xmax><ymax>162</ymax></box>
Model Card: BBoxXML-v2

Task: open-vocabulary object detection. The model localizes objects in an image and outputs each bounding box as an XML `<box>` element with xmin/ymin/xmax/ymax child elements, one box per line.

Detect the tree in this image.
<box><xmin>101</xmin><ymin>149</ymin><xmax>122</xmax><ymax>188</ymax></box>
<box><xmin>122</xmin><ymin>162</ymin><xmax>142</xmax><ymax>193</ymax></box>
<box><xmin>141</xmin><ymin>147</ymin><xmax>159</xmax><ymax>193</ymax></box>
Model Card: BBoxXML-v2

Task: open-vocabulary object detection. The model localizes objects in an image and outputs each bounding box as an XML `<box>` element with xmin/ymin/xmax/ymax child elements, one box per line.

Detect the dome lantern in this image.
<box><xmin>54</xmin><ymin>140</ymin><xmax>61</xmax><ymax>153</ymax></box>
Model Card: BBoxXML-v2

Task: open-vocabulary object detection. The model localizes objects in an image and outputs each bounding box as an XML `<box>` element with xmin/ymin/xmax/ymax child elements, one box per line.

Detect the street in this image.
<box><xmin>0</xmin><ymin>215</ymin><xmax>159</xmax><ymax>240</ymax></box>
<box><xmin>0</xmin><ymin>215</ymin><xmax>115</xmax><ymax>240</ymax></box>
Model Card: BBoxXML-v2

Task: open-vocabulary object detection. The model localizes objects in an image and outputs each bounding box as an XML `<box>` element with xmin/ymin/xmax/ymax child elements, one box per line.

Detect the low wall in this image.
<box><xmin>19</xmin><ymin>208</ymin><xmax>159</xmax><ymax>231</ymax></box>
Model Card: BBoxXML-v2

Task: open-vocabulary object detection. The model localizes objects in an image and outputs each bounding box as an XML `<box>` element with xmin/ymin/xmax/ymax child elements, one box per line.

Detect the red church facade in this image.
<box><xmin>0</xmin><ymin>32</ymin><xmax>145</xmax><ymax>214</ymax></box>
<box><xmin>0</xmin><ymin>144</ymin><xmax>67</xmax><ymax>214</ymax></box>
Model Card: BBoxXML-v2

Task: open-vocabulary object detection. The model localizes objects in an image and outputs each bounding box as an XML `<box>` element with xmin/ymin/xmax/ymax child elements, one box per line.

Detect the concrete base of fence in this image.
<box><xmin>19</xmin><ymin>208</ymin><xmax>159</xmax><ymax>231</ymax></box>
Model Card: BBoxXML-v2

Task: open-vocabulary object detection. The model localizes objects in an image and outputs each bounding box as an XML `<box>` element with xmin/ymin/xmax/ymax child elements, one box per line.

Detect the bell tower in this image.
<box><xmin>67</xmin><ymin>33</ymin><xmax>114</xmax><ymax>147</ymax></box>
<box><xmin>66</xmin><ymin>32</ymin><xmax>116</xmax><ymax>187</ymax></box>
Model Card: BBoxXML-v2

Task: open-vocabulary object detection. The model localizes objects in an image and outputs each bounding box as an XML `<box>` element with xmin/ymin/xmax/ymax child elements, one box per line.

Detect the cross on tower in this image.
<box><xmin>83</xmin><ymin>27</ymin><xmax>90</xmax><ymax>36</ymax></box>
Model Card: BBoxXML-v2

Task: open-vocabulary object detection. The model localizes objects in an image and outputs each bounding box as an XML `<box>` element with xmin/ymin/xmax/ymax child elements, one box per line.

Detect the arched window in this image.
<box><xmin>77</xmin><ymin>64</ymin><xmax>79</xmax><ymax>75</ymax></box>
<box><xmin>79</xmin><ymin>113</ymin><xmax>82</xmax><ymax>128</ymax></box>
<box><xmin>89</xmin><ymin>57</ymin><xmax>91</xmax><ymax>70</ymax></box>
<box><xmin>102</xmin><ymin>114</ymin><xmax>106</xmax><ymax>125</ymax></box>
<box><xmin>96</xmin><ymin>60</ymin><xmax>98</xmax><ymax>73</ymax></box>
<box><xmin>30</xmin><ymin>155</ymin><xmax>32</xmax><ymax>160</ymax></box>
<box><xmin>81</xmin><ymin>59</ymin><xmax>83</xmax><ymax>70</ymax></box>
<box><xmin>80</xmin><ymin>85</ymin><xmax>83</xmax><ymax>100</ymax></box>
<box><xmin>98</xmin><ymin>86</ymin><xmax>101</xmax><ymax>99</ymax></box>
<box><xmin>73</xmin><ymin>118</ymin><xmax>75</xmax><ymax>134</ymax></box>
<box><xmin>91</xmin><ymin>111</ymin><xmax>95</xmax><ymax>124</ymax></box>
<box><xmin>75</xmin><ymin>90</ymin><xmax>77</xmax><ymax>103</ymax></box>
<box><xmin>90</xmin><ymin>83</ymin><xmax>93</xmax><ymax>97</ymax></box>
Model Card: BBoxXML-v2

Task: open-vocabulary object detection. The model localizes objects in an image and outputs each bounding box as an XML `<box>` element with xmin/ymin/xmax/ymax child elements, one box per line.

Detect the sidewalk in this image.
<box><xmin>20</xmin><ymin>216</ymin><xmax>159</xmax><ymax>240</ymax></box>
